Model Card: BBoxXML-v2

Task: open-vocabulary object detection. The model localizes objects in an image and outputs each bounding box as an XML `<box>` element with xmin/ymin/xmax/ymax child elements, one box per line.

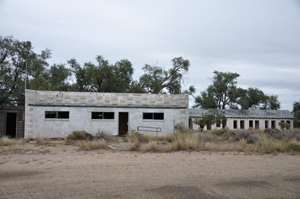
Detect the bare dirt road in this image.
<box><xmin>0</xmin><ymin>146</ymin><xmax>300</xmax><ymax>199</ymax></box>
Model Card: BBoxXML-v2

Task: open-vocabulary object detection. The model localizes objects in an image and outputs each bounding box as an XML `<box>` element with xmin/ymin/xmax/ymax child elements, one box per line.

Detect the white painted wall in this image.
<box><xmin>25</xmin><ymin>106</ymin><xmax>188</xmax><ymax>138</ymax></box>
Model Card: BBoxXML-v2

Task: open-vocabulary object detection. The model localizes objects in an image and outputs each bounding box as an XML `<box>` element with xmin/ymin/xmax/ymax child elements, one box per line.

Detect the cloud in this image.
<box><xmin>0</xmin><ymin>0</ymin><xmax>299</xmax><ymax>109</ymax></box>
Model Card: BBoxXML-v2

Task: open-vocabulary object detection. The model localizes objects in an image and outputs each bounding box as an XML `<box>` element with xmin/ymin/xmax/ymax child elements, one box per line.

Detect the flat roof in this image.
<box><xmin>25</xmin><ymin>90</ymin><xmax>188</xmax><ymax>109</ymax></box>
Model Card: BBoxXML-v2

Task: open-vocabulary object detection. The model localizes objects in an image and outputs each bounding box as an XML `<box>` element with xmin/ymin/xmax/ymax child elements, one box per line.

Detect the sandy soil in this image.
<box><xmin>0</xmin><ymin>145</ymin><xmax>300</xmax><ymax>199</ymax></box>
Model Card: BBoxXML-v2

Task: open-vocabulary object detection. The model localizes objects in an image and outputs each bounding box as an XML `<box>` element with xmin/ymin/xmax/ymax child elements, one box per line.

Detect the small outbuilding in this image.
<box><xmin>25</xmin><ymin>89</ymin><xmax>189</xmax><ymax>138</ymax></box>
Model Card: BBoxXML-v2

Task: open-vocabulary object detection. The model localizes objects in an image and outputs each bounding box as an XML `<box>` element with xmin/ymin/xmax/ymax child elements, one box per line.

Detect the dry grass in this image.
<box><xmin>77</xmin><ymin>140</ymin><xmax>108</xmax><ymax>151</ymax></box>
<box><xmin>0</xmin><ymin>137</ymin><xmax>17</xmax><ymax>146</ymax></box>
<box><xmin>127</xmin><ymin>130</ymin><xmax>300</xmax><ymax>154</ymax></box>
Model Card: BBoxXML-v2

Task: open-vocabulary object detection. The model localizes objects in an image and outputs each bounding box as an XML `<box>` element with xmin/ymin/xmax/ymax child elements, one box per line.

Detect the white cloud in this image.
<box><xmin>0</xmin><ymin>0</ymin><xmax>299</xmax><ymax>109</ymax></box>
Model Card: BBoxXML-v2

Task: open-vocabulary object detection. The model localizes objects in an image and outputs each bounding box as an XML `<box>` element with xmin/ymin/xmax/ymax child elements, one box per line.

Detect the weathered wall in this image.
<box><xmin>191</xmin><ymin>117</ymin><xmax>294</xmax><ymax>130</ymax></box>
<box><xmin>226</xmin><ymin>118</ymin><xmax>293</xmax><ymax>130</ymax></box>
<box><xmin>25</xmin><ymin>89</ymin><xmax>188</xmax><ymax>108</ymax></box>
<box><xmin>25</xmin><ymin>89</ymin><xmax>189</xmax><ymax>138</ymax></box>
<box><xmin>25</xmin><ymin>106</ymin><xmax>188</xmax><ymax>138</ymax></box>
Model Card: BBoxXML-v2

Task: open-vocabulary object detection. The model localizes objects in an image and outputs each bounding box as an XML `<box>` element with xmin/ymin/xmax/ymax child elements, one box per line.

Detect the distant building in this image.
<box><xmin>25</xmin><ymin>90</ymin><xmax>189</xmax><ymax>138</ymax></box>
<box><xmin>189</xmin><ymin>108</ymin><xmax>294</xmax><ymax>130</ymax></box>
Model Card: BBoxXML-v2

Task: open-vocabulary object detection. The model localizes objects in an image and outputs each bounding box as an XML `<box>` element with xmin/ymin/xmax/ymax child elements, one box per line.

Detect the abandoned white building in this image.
<box><xmin>189</xmin><ymin>109</ymin><xmax>294</xmax><ymax>131</ymax></box>
<box><xmin>0</xmin><ymin>89</ymin><xmax>294</xmax><ymax>138</ymax></box>
<box><xmin>25</xmin><ymin>89</ymin><xmax>189</xmax><ymax>138</ymax></box>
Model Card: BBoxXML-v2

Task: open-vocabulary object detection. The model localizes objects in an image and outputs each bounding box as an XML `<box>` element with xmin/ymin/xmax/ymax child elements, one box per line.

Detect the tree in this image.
<box><xmin>69</xmin><ymin>56</ymin><xmax>134</xmax><ymax>93</ymax></box>
<box><xmin>128</xmin><ymin>81</ymin><xmax>146</xmax><ymax>93</ymax></box>
<box><xmin>262</xmin><ymin>95</ymin><xmax>280</xmax><ymax>110</ymax></box>
<box><xmin>0</xmin><ymin>36</ymin><xmax>50</xmax><ymax>106</ymax></box>
<box><xmin>194</xmin><ymin>71</ymin><xmax>239</xmax><ymax>109</ymax></box>
<box><xmin>237</xmin><ymin>88</ymin><xmax>266</xmax><ymax>109</ymax></box>
<box><xmin>293</xmin><ymin>101</ymin><xmax>300</xmax><ymax>128</ymax></box>
<box><xmin>194</xmin><ymin>71</ymin><xmax>281</xmax><ymax>110</ymax></box>
<box><xmin>183</xmin><ymin>85</ymin><xmax>196</xmax><ymax>97</ymax></box>
<box><xmin>139</xmin><ymin>57</ymin><xmax>190</xmax><ymax>94</ymax></box>
<box><xmin>194</xmin><ymin>86</ymin><xmax>217</xmax><ymax>109</ymax></box>
<box><xmin>195</xmin><ymin>110</ymin><xmax>226</xmax><ymax>131</ymax></box>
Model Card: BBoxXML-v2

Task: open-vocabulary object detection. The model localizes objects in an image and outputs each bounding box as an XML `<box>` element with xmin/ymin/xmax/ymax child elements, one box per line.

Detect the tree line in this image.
<box><xmin>0</xmin><ymin>36</ymin><xmax>299</xmax><ymax>127</ymax></box>
<box><xmin>0</xmin><ymin>36</ymin><xmax>189</xmax><ymax>105</ymax></box>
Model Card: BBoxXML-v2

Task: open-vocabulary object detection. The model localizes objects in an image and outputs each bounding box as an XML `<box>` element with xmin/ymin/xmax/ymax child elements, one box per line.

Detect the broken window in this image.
<box><xmin>255</xmin><ymin>120</ymin><xmax>259</xmax><ymax>129</ymax></box>
<box><xmin>240</xmin><ymin>120</ymin><xmax>245</xmax><ymax>129</ymax></box>
<box><xmin>143</xmin><ymin>112</ymin><xmax>164</xmax><ymax>120</ymax></box>
<box><xmin>271</xmin><ymin>120</ymin><xmax>276</xmax><ymax>129</ymax></box>
<box><xmin>45</xmin><ymin>111</ymin><xmax>69</xmax><ymax>119</ymax></box>
<box><xmin>249</xmin><ymin>120</ymin><xmax>253</xmax><ymax>128</ymax></box>
<box><xmin>216</xmin><ymin>120</ymin><xmax>221</xmax><ymax>128</ymax></box>
<box><xmin>286</xmin><ymin>120</ymin><xmax>291</xmax><ymax>129</ymax></box>
<box><xmin>265</xmin><ymin>120</ymin><xmax>269</xmax><ymax>129</ymax></box>
<box><xmin>233</xmin><ymin>120</ymin><xmax>238</xmax><ymax>129</ymax></box>
<box><xmin>92</xmin><ymin>112</ymin><xmax>114</xmax><ymax>119</ymax></box>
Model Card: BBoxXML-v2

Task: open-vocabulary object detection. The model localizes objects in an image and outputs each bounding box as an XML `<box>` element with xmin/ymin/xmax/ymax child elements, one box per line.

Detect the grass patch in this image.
<box><xmin>66</xmin><ymin>131</ymin><xmax>93</xmax><ymax>141</ymax></box>
<box><xmin>127</xmin><ymin>130</ymin><xmax>300</xmax><ymax>154</ymax></box>
<box><xmin>0</xmin><ymin>137</ymin><xmax>17</xmax><ymax>146</ymax></box>
<box><xmin>77</xmin><ymin>140</ymin><xmax>108</xmax><ymax>151</ymax></box>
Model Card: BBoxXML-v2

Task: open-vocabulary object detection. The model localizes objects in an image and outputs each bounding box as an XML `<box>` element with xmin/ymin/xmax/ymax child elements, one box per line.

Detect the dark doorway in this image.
<box><xmin>6</xmin><ymin>113</ymin><xmax>17</xmax><ymax>138</ymax></box>
<box><xmin>119</xmin><ymin>112</ymin><xmax>128</xmax><ymax>136</ymax></box>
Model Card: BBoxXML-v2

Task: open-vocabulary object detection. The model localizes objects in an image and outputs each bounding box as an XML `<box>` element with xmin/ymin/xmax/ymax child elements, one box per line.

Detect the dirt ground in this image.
<box><xmin>0</xmin><ymin>144</ymin><xmax>300</xmax><ymax>199</ymax></box>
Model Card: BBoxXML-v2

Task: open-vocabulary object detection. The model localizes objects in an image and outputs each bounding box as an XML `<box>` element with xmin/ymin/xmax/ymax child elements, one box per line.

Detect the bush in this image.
<box><xmin>140</xmin><ymin>141</ymin><xmax>172</xmax><ymax>153</ymax></box>
<box><xmin>287</xmin><ymin>143</ymin><xmax>300</xmax><ymax>152</ymax></box>
<box><xmin>66</xmin><ymin>131</ymin><xmax>93</xmax><ymax>141</ymax></box>
<box><xmin>171</xmin><ymin>133</ymin><xmax>200</xmax><ymax>151</ymax></box>
<box><xmin>256</xmin><ymin>134</ymin><xmax>289</xmax><ymax>153</ymax></box>
<box><xmin>264</xmin><ymin>128</ymin><xmax>284</xmax><ymax>139</ymax></box>
<box><xmin>0</xmin><ymin>137</ymin><xmax>17</xmax><ymax>146</ymax></box>
<box><xmin>95</xmin><ymin>131</ymin><xmax>116</xmax><ymax>142</ymax></box>
<box><xmin>77</xmin><ymin>140</ymin><xmax>107</xmax><ymax>151</ymax></box>
<box><xmin>128</xmin><ymin>132</ymin><xmax>150</xmax><ymax>143</ymax></box>
<box><xmin>233</xmin><ymin>130</ymin><xmax>259</xmax><ymax>144</ymax></box>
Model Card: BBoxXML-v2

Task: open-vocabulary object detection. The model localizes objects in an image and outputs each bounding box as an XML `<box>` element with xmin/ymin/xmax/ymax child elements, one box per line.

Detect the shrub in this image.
<box><xmin>171</xmin><ymin>133</ymin><xmax>200</xmax><ymax>151</ymax></box>
<box><xmin>287</xmin><ymin>143</ymin><xmax>300</xmax><ymax>152</ymax></box>
<box><xmin>210</xmin><ymin>129</ymin><xmax>229</xmax><ymax>136</ymax></box>
<box><xmin>0</xmin><ymin>137</ymin><xmax>16</xmax><ymax>146</ymax></box>
<box><xmin>140</xmin><ymin>141</ymin><xmax>172</xmax><ymax>153</ymax></box>
<box><xmin>128</xmin><ymin>132</ymin><xmax>150</xmax><ymax>143</ymax></box>
<box><xmin>95</xmin><ymin>131</ymin><xmax>116</xmax><ymax>142</ymax></box>
<box><xmin>66</xmin><ymin>131</ymin><xmax>93</xmax><ymax>141</ymax></box>
<box><xmin>233</xmin><ymin>130</ymin><xmax>259</xmax><ymax>144</ymax></box>
<box><xmin>256</xmin><ymin>134</ymin><xmax>289</xmax><ymax>153</ymax></box>
<box><xmin>77</xmin><ymin>140</ymin><xmax>107</xmax><ymax>151</ymax></box>
<box><xmin>264</xmin><ymin>128</ymin><xmax>284</xmax><ymax>139</ymax></box>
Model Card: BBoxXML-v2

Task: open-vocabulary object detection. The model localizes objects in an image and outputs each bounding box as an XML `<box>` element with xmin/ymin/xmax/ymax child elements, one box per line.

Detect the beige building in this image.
<box><xmin>189</xmin><ymin>108</ymin><xmax>294</xmax><ymax>131</ymax></box>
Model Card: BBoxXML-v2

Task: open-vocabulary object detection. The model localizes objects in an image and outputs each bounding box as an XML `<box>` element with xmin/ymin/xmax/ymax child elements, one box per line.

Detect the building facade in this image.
<box><xmin>189</xmin><ymin>109</ymin><xmax>294</xmax><ymax>131</ymax></box>
<box><xmin>25</xmin><ymin>90</ymin><xmax>189</xmax><ymax>138</ymax></box>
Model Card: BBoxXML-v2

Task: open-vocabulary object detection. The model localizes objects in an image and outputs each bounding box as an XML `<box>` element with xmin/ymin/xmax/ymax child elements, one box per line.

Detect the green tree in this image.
<box><xmin>262</xmin><ymin>95</ymin><xmax>280</xmax><ymax>110</ymax></box>
<box><xmin>238</xmin><ymin>88</ymin><xmax>266</xmax><ymax>109</ymax></box>
<box><xmin>293</xmin><ymin>101</ymin><xmax>300</xmax><ymax>128</ymax></box>
<box><xmin>194</xmin><ymin>86</ymin><xmax>217</xmax><ymax>109</ymax></box>
<box><xmin>194</xmin><ymin>71</ymin><xmax>239</xmax><ymax>109</ymax></box>
<box><xmin>69</xmin><ymin>56</ymin><xmax>134</xmax><ymax>92</ymax></box>
<box><xmin>139</xmin><ymin>57</ymin><xmax>190</xmax><ymax>94</ymax></box>
<box><xmin>0</xmin><ymin>36</ymin><xmax>50</xmax><ymax>106</ymax></box>
<box><xmin>195</xmin><ymin>110</ymin><xmax>226</xmax><ymax>130</ymax></box>
<box><xmin>194</xmin><ymin>71</ymin><xmax>281</xmax><ymax>110</ymax></box>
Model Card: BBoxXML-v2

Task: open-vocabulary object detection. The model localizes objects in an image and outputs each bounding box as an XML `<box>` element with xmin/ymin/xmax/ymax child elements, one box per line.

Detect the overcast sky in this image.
<box><xmin>0</xmin><ymin>0</ymin><xmax>300</xmax><ymax>109</ymax></box>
